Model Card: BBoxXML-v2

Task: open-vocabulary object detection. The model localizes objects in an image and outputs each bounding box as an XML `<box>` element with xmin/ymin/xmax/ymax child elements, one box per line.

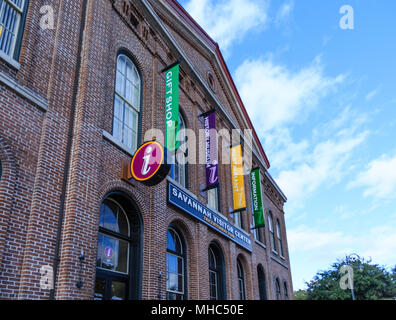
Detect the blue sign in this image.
<box><xmin>168</xmin><ymin>181</ymin><xmax>252</xmax><ymax>252</ymax></box>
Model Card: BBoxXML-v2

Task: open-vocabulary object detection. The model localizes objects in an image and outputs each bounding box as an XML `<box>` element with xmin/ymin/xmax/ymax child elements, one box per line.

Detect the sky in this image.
<box><xmin>178</xmin><ymin>0</ymin><xmax>396</xmax><ymax>290</ymax></box>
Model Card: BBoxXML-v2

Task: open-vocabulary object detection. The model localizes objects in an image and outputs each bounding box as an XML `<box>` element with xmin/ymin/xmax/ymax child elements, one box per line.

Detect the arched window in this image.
<box><xmin>113</xmin><ymin>54</ymin><xmax>141</xmax><ymax>153</ymax></box>
<box><xmin>95</xmin><ymin>194</ymin><xmax>141</xmax><ymax>300</ymax></box>
<box><xmin>257</xmin><ymin>265</ymin><xmax>267</xmax><ymax>300</ymax></box>
<box><xmin>237</xmin><ymin>259</ymin><xmax>246</xmax><ymax>300</ymax></box>
<box><xmin>276</xmin><ymin>219</ymin><xmax>284</xmax><ymax>257</ymax></box>
<box><xmin>275</xmin><ymin>278</ymin><xmax>282</xmax><ymax>300</ymax></box>
<box><xmin>171</xmin><ymin>113</ymin><xmax>188</xmax><ymax>188</ymax></box>
<box><xmin>268</xmin><ymin>211</ymin><xmax>276</xmax><ymax>253</ymax></box>
<box><xmin>166</xmin><ymin>227</ymin><xmax>186</xmax><ymax>300</ymax></box>
<box><xmin>283</xmin><ymin>281</ymin><xmax>289</xmax><ymax>300</ymax></box>
<box><xmin>208</xmin><ymin>243</ymin><xmax>226</xmax><ymax>300</ymax></box>
<box><xmin>0</xmin><ymin>0</ymin><xmax>29</xmax><ymax>60</ymax></box>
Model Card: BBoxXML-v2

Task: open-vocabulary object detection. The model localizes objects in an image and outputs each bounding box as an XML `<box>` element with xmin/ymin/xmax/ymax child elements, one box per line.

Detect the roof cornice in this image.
<box><xmin>159</xmin><ymin>0</ymin><xmax>271</xmax><ymax>170</ymax></box>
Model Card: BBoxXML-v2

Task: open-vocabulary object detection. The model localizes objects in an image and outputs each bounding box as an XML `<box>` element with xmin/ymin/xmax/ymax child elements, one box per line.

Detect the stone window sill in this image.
<box><xmin>0</xmin><ymin>51</ymin><xmax>21</xmax><ymax>70</ymax></box>
<box><xmin>102</xmin><ymin>130</ymin><xmax>136</xmax><ymax>157</ymax></box>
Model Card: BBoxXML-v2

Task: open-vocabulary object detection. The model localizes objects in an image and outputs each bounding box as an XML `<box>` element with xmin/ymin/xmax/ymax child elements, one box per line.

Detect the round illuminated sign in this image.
<box><xmin>131</xmin><ymin>141</ymin><xmax>170</xmax><ymax>186</ymax></box>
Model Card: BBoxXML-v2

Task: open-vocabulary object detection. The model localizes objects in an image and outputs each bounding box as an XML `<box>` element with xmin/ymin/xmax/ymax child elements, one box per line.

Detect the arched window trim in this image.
<box><xmin>275</xmin><ymin>277</ymin><xmax>282</xmax><ymax>300</ymax></box>
<box><xmin>283</xmin><ymin>281</ymin><xmax>289</xmax><ymax>300</ymax></box>
<box><xmin>99</xmin><ymin>198</ymin><xmax>131</xmax><ymax>237</ymax></box>
<box><xmin>237</xmin><ymin>258</ymin><xmax>246</xmax><ymax>300</ymax></box>
<box><xmin>112</xmin><ymin>51</ymin><xmax>142</xmax><ymax>153</ymax></box>
<box><xmin>208</xmin><ymin>242</ymin><xmax>226</xmax><ymax>300</ymax></box>
<box><xmin>257</xmin><ymin>264</ymin><xmax>268</xmax><ymax>300</ymax></box>
<box><xmin>95</xmin><ymin>191</ymin><xmax>142</xmax><ymax>300</ymax></box>
<box><xmin>166</xmin><ymin>226</ymin><xmax>187</xmax><ymax>300</ymax></box>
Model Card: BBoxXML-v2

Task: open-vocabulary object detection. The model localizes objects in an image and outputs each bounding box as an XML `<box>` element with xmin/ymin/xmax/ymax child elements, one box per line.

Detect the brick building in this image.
<box><xmin>0</xmin><ymin>0</ymin><xmax>293</xmax><ymax>300</ymax></box>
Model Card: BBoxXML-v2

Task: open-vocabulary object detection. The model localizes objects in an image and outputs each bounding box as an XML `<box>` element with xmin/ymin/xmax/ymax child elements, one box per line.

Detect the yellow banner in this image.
<box><xmin>230</xmin><ymin>145</ymin><xmax>246</xmax><ymax>211</ymax></box>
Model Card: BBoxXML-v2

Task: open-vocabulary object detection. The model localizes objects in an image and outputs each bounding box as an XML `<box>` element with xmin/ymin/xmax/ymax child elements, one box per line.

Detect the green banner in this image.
<box><xmin>250</xmin><ymin>168</ymin><xmax>265</xmax><ymax>228</ymax></box>
<box><xmin>164</xmin><ymin>63</ymin><xmax>180</xmax><ymax>152</ymax></box>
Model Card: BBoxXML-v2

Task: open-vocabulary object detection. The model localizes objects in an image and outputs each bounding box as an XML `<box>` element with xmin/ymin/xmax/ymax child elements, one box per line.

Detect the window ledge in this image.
<box><xmin>270</xmin><ymin>255</ymin><xmax>289</xmax><ymax>270</ymax></box>
<box><xmin>0</xmin><ymin>51</ymin><xmax>21</xmax><ymax>70</ymax></box>
<box><xmin>254</xmin><ymin>240</ymin><xmax>267</xmax><ymax>250</ymax></box>
<box><xmin>102</xmin><ymin>130</ymin><xmax>136</xmax><ymax>157</ymax></box>
<box><xmin>0</xmin><ymin>71</ymin><xmax>48</xmax><ymax>112</ymax></box>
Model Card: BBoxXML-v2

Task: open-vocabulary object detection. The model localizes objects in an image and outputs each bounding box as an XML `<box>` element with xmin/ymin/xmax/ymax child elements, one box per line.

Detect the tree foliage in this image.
<box><xmin>302</xmin><ymin>255</ymin><xmax>396</xmax><ymax>300</ymax></box>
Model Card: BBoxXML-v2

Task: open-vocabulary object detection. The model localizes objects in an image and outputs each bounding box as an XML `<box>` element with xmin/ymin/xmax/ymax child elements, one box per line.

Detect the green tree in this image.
<box><xmin>305</xmin><ymin>255</ymin><xmax>396</xmax><ymax>300</ymax></box>
<box><xmin>294</xmin><ymin>289</ymin><xmax>308</xmax><ymax>300</ymax></box>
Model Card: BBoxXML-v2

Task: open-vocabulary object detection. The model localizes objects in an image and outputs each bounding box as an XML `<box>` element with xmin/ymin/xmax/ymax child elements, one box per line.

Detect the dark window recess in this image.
<box><xmin>94</xmin><ymin>193</ymin><xmax>141</xmax><ymax>300</ymax></box>
<box><xmin>208</xmin><ymin>243</ymin><xmax>226</xmax><ymax>300</ymax></box>
<box><xmin>275</xmin><ymin>278</ymin><xmax>282</xmax><ymax>300</ymax></box>
<box><xmin>208</xmin><ymin>73</ymin><xmax>215</xmax><ymax>91</ymax></box>
<box><xmin>237</xmin><ymin>259</ymin><xmax>246</xmax><ymax>300</ymax></box>
<box><xmin>257</xmin><ymin>265</ymin><xmax>267</xmax><ymax>300</ymax></box>
<box><xmin>130</xmin><ymin>13</ymin><xmax>139</xmax><ymax>28</ymax></box>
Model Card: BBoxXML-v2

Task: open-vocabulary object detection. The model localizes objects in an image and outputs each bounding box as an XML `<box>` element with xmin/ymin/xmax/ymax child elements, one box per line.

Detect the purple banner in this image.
<box><xmin>204</xmin><ymin>111</ymin><xmax>219</xmax><ymax>189</ymax></box>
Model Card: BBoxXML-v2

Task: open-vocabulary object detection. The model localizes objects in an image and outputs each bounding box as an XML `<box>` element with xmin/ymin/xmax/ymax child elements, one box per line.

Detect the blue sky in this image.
<box><xmin>178</xmin><ymin>0</ymin><xmax>396</xmax><ymax>290</ymax></box>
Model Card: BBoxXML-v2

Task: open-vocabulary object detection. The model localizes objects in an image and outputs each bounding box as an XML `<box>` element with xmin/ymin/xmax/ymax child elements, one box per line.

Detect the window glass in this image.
<box><xmin>111</xmin><ymin>281</ymin><xmax>126</xmax><ymax>301</ymax></box>
<box><xmin>237</xmin><ymin>259</ymin><xmax>246</xmax><ymax>300</ymax></box>
<box><xmin>257</xmin><ymin>265</ymin><xmax>267</xmax><ymax>300</ymax></box>
<box><xmin>113</xmin><ymin>54</ymin><xmax>140</xmax><ymax>152</ymax></box>
<box><xmin>97</xmin><ymin>199</ymin><xmax>131</xmax><ymax>274</ymax></box>
<box><xmin>171</xmin><ymin>114</ymin><xmax>187</xmax><ymax>188</ymax></box>
<box><xmin>96</xmin><ymin>233</ymin><xmax>129</xmax><ymax>274</ymax></box>
<box><xmin>234</xmin><ymin>211</ymin><xmax>243</xmax><ymax>229</ymax></box>
<box><xmin>268</xmin><ymin>212</ymin><xmax>276</xmax><ymax>252</ymax></box>
<box><xmin>284</xmin><ymin>282</ymin><xmax>289</xmax><ymax>300</ymax></box>
<box><xmin>275</xmin><ymin>278</ymin><xmax>282</xmax><ymax>300</ymax></box>
<box><xmin>207</xmin><ymin>187</ymin><xmax>219</xmax><ymax>211</ymax></box>
<box><xmin>208</xmin><ymin>244</ymin><xmax>225</xmax><ymax>300</ymax></box>
<box><xmin>99</xmin><ymin>199</ymin><xmax>130</xmax><ymax>237</ymax></box>
<box><xmin>0</xmin><ymin>0</ymin><xmax>25</xmax><ymax>58</ymax></box>
<box><xmin>94</xmin><ymin>278</ymin><xmax>106</xmax><ymax>300</ymax></box>
<box><xmin>276</xmin><ymin>220</ymin><xmax>284</xmax><ymax>257</ymax></box>
<box><xmin>166</xmin><ymin>228</ymin><xmax>185</xmax><ymax>300</ymax></box>
<box><xmin>95</xmin><ymin>195</ymin><xmax>141</xmax><ymax>301</ymax></box>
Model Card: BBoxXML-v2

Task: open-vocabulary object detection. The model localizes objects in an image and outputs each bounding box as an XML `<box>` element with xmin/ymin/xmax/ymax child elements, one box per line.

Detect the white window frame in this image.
<box><xmin>207</xmin><ymin>186</ymin><xmax>219</xmax><ymax>212</ymax></box>
<box><xmin>113</xmin><ymin>54</ymin><xmax>140</xmax><ymax>153</ymax></box>
<box><xmin>166</xmin><ymin>228</ymin><xmax>185</xmax><ymax>299</ymax></box>
<box><xmin>0</xmin><ymin>0</ymin><xmax>25</xmax><ymax>59</ymax></box>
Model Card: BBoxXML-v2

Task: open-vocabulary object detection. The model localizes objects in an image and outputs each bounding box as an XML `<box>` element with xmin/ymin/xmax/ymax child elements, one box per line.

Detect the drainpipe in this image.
<box><xmin>49</xmin><ymin>0</ymin><xmax>88</xmax><ymax>300</ymax></box>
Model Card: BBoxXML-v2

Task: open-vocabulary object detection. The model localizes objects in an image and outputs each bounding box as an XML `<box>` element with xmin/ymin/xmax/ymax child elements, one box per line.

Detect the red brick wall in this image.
<box><xmin>0</xmin><ymin>0</ymin><xmax>293</xmax><ymax>300</ymax></box>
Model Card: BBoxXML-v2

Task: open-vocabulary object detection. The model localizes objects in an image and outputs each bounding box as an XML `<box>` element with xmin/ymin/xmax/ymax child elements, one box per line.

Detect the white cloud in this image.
<box><xmin>348</xmin><ymin>153</ymin><xmax>396</xmax><ymax>199</ymax></box>
<box><xmin>288</xmin><ymin>223</ymin><xmax>396</xmax><ymax>263</ymax></box>
<box><xmin>275</xmin><ymin>0</ymin><xmax>294</xmax><ymax>26</ymax></box>
<box><xmin>288</xmin><ymin>225</ymin><xmax>347</xmax><ymax>252</ymax></box>
<box><xmin>184</xmin><ymin>0</ymin><xmax>269</xmax><ymax>52</ymax></box>
<box><xmin>276</xmin><ymin>130</ymin><xmax>368</xmax><ymax>202</ymax></box>
<box><xmin>234</xmin><ymin>55</ymin><xmax>369</xmax><ymax>205</ymax></box>
<box><xmin>361</xmin><ymin>226</ymin><xmax>396</xmax><ymax>263</ymax></box>
<box><xmin>288</xmin><ymin>223</ymin><xmax>396</xmax><ymax>289</ymax></box>
<box><xmin>234</xmin><ymin>55</ymin><xmax>345</xmax><ymax>133</ymax></box>
<box><xmin>365</xmin><ymin>85</ymin><xmax>381</xmax><ymax>101</ymax></box>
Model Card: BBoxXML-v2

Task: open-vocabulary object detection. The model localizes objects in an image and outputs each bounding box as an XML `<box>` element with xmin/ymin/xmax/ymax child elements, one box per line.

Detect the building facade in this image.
<box><xmin>0</xmin><ymin>0</ymin><xmax>293</xmax><ymax>300</ymax></box>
